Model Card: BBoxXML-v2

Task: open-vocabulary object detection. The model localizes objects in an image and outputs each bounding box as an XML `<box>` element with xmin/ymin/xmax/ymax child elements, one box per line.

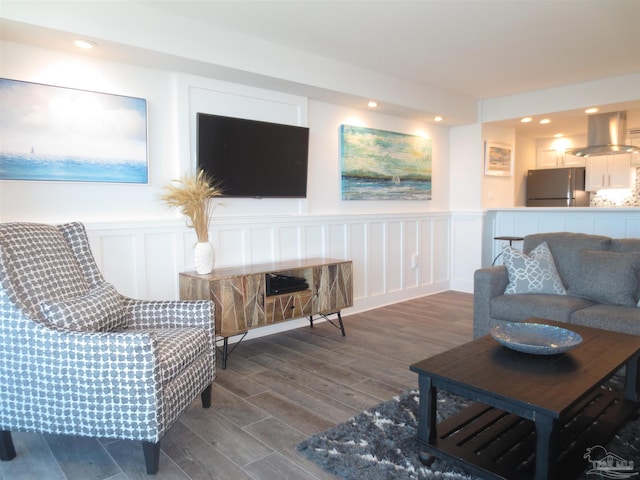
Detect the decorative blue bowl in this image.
<box><xmin>490</xmin><ymin>322</ymin><xmax>583</xmax><ymax>355</ymax></box>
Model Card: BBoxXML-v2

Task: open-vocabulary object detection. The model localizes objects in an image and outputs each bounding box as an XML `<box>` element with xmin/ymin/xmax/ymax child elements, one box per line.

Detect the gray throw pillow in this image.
<box><xmin>40</xmin><ymin>282</ymin><xmax>127</xmax><ymax>332</ymax></box>
<box><xmin>503</xmin><ymin>241</ymin><xmax>566</xmax><ymax>295</ymax></box>
<box><xmin>572</xmin><ymin>250</ymin><xmax>640</xmax><ymax>307</ymax></box>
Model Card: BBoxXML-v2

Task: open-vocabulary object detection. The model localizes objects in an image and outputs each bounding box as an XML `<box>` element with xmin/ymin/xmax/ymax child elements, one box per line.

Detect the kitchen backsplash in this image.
<box><xmin>590</xmin><ymin>166</ymin><xmax>640</xmax><ymax>207</ymax></box>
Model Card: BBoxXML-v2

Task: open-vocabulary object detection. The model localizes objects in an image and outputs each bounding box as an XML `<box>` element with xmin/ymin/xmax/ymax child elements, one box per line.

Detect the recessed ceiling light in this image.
<box><xmin>74</xmin><ymin>39</ymin><xmax>96</xmax><ymax>49</ymax></box>
<box><xmin>540</xmin><ymin>118</ymin><xmax>551</xmax><ymax>124</ymax></box>
<box><xmin>554</xmin><ymin>133</ymin><xmax>564</xmax><ymax>138</ymax></box>
<box><xmin>434</xmin><ymin>115</ymin><xmax>443</xmax><ymax>122</ymax></box>
<box><xmin>585</xmin><ymin>107</ymin><xmax>599</xmax><ymax>114</ymax></box>
<box><xmin>367</xmin><ymin>101</ymin><xmax>378</xmax><ymax>108</ymax></box>
<box><xmin>520</xmin><ymin>117</ymin><xmax>532</xmax><ymax>123</ymax></box>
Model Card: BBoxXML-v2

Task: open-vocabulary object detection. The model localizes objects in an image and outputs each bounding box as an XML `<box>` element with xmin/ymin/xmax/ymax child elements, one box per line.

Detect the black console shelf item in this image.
<box><xmin>266</xmin><ymin>273</ymin><xmax>309</xmax><ymax>296</ymax></box>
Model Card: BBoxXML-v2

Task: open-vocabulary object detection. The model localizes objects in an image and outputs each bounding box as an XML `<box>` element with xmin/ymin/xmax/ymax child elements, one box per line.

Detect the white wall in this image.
<box><xmin>1</xmin><ymin>40</ymin><xmax>469</xmax><ymax>340</ymax></box>
<box><xmin>513</xmin><ymin>135</ymin><xmax>536</xmax><ymax>206</ymax></box>
<box><xmin>481</xmin><ymin>124</ymin><xmax>516</xmax><ymax>209</ymax></box>
<box><xmin>1</xmin><ymin>41</ymin><xmax>451</xmax><ymax>221</ymax></box>
<box><xmin>0</xmin><ymin>41</ymin><xmax>178</xmax><ymax>223</ymax></box>
<box><xmin>481</xmin><ymin>73</ymin><xmax>640</xmax><ymax>123</ymax></box>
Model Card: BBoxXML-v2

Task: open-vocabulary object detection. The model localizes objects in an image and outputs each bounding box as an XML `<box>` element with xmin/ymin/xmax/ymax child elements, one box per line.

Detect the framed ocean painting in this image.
<box><xmin>340</xmin><ymin>125</ymin><xmax>431</xmax><ymax>200</ymax></box>
<box><xmin>0</xmin><ymin>78</ymin><xmax>148</xmax><ymax>183</ymax></box>
<box><xmin>484</xmin><ymin>141</ymin><xmax>513</xmax><ymax>176</ymax></box>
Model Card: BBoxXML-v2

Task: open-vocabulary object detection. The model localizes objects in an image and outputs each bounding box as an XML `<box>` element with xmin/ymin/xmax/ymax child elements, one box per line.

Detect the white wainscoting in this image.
<box><xmin>85</xmin><ymin>212</ymin><xmax>470</xmax><ymax>340</ymax></box>
<box><xmin>484</xmin><ymin>208</ymin><xmax>640</xmax><ymax>266</ymax></box>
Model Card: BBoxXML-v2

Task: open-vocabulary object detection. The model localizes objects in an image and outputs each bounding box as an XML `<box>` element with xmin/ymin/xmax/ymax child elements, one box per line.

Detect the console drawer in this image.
<box><xmin>264</xmin><ymin>290</ymin><xmax>313</xmax><ymax>324</ymax></box>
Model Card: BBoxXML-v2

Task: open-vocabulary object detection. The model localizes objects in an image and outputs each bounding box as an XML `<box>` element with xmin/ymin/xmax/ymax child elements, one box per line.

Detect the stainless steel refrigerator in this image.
<box><xmin>526</xmin><ymin>167</ymin><xmax>589</xmax><ymax>207</ymax></box>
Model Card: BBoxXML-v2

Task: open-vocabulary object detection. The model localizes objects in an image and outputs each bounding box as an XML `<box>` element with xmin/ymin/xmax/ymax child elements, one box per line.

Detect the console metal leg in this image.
<box><xmin>216</xmin><ymin>333</ymin><xmax>248</xmax><ymax>369</ymax></box>
<box><xmin>222</xmin><ymin>337</ymin><xmax>228</xmax><ymax>370</ymax></box>
<box><xmin>309</xmin><ymin>312</ymin><xmax>346</xmax><ymax>336</ymax></box>
<box><xmin>337</xmin><ymin>311</ymin><xmax>345</xmax><ymax>336</ymax></box>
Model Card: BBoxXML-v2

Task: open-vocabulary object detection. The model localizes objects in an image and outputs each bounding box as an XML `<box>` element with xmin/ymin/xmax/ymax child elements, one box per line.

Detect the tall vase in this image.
<box><xmin>194</xmin><ymin>242</ymin><xmax>215</xmax><ymax>274</ymax></box>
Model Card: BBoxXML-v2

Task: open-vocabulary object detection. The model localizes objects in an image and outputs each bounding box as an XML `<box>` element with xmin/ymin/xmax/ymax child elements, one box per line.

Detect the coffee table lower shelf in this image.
<box><xmin>420</xmin><ymin>388</ymin><xmax>638</xmax><ymax>480</ymax></box>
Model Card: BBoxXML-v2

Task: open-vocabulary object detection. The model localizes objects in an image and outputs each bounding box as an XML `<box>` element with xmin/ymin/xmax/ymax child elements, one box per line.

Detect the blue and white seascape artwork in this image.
<box><xmin>340</xmin><ymin>125</ymin><xmax>432</xmax><ymax>201</ymax></box>
<box><xmin>0</xmin><ymin>78</ymin><xmax>148</xmax><ymax>184</ymax></box>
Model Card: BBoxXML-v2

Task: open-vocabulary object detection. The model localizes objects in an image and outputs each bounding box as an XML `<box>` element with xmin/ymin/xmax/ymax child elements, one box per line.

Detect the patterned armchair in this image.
<box><xmin>0</xmin><ymin>222</ymin><xmax>215</xmax><ymax>474</ymax></box>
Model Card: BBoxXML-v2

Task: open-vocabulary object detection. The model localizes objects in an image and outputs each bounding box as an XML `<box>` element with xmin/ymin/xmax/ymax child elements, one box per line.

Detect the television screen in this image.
<box><xmin>197</xmin><ymin>113</ymin><xmax>309</xmax><ymax>198</ymax></box>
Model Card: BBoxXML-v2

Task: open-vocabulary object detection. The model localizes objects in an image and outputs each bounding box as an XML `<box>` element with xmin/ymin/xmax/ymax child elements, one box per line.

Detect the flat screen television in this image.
<box><xmin>197</xmin><ymin>113</ymin><xmax>310</xmax><ymax>198</ymax></box>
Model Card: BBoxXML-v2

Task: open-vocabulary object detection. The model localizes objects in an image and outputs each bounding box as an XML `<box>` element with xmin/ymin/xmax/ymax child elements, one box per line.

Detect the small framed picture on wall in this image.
<box><xmin>484</xmin><ymin>141</ymin><xmax>513</xmax><ymax>177</ymax></box>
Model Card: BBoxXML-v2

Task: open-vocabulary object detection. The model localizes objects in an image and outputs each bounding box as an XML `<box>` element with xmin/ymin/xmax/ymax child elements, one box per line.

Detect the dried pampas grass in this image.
<box><xmin>161</xmin><ymin>170</ymin><xmax>223</xmax><ymax>243</ymax></box>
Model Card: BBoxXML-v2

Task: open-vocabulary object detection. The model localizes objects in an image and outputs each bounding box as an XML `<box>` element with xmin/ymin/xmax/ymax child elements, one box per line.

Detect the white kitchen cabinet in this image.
<box><xmin>536</xmin><ymin>148</ymin><xmax>585</xmax><ymax>168</ymax></box>
<box><xmin>561</xmin><ymin>152</ymin><xmax>585</xmax><ymax>167</ymax></box>
<box><xmin>536</xmin><ymin>148</ymin><xmax>561</xmax><ymax>168</ymax></box>
<box><xmin>585</xmin><ymin>155</ymin><xmax>632</xmax><ymax>191</ymax></box>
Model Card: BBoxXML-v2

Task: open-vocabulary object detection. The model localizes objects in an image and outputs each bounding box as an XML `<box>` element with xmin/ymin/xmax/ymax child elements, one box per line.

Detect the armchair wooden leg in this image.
<box><xmin>0</xmin><ymin>431</ymin><xmax>16</xmax><ymax>461</ymax></box>
<box><xmin>201</xmin><ymin>383</ymin><xmax>212</xmax><ymax>408</ymax></box>
<box><xmin>142</xmin><ymin>440</ymin><xmax>160</xmax><ymax>475</ymax></box>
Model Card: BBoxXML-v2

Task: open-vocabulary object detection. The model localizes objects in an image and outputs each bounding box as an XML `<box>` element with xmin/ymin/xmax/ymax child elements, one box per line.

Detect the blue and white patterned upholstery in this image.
<box><xmin>0</xmin><ymin>222</ymin><xmax>215</xmax><ymax>474</ymax></box>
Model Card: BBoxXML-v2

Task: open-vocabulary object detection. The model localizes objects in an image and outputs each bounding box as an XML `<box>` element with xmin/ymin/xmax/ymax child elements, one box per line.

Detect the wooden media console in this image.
<box><xmin>179</xmin><ymin>258</ymin><xmax>353</xmax><ymax>368</ymax></box>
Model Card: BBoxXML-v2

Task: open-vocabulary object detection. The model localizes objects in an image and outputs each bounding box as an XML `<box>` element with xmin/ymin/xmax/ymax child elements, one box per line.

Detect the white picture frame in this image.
<box><xmin>484</xmin><ymin>141</ymin><xmax>513</xmax><ymax>177</ymax></box>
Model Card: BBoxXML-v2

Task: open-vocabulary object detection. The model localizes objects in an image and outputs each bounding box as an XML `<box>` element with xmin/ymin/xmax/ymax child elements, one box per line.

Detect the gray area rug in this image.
<box><xmin>297</xmin><ymin>382</ymin><xmax>640</xmax><ymax>480</ymax></box>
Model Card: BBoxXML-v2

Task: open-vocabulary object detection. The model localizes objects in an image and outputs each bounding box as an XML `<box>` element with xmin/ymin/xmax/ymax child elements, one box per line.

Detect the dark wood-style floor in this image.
<box><xmin>0</xmin><ymin>291</ymin><xmax>473</xmax><ymax>480</ymax></box>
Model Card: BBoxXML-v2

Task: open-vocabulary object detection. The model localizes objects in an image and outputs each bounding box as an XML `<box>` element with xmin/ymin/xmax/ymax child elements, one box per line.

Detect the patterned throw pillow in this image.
<box><xmin>39</xmin><ymin>282</ymin><xmax>127</xmax><ymax>332</ymax></box>
<box><xmin>503</xmin><ymin>241</ymin><xmax>566</xmax><ymax>295</ymax></box>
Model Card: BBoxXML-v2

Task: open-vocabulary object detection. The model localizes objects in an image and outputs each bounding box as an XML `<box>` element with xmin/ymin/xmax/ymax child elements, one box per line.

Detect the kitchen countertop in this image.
<box><xmin>487</xmin><ymin>207</ymin><xmax>640</xmax><ymax>212</ymax></box>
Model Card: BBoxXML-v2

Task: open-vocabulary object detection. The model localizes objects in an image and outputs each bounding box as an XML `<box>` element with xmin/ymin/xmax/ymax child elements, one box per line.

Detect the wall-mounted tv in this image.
<box><xmin>197</xmin><ymin>113</ymin><xmax>309</xmax><ymax>198</ymax></box>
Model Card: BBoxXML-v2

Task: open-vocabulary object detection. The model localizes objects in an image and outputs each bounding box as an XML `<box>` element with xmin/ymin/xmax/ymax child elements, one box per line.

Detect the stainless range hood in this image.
<box><xmin>567</xmin><ymin>111</ymin><xmax>640</xmax><ymax>157</ymax></box>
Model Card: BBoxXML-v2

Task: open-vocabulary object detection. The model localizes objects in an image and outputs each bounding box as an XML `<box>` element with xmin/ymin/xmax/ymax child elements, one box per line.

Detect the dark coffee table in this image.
<box><xmin>410</xmin><ymin>319</ymin><xmax>640</xmax><ymax>480</ymax></box>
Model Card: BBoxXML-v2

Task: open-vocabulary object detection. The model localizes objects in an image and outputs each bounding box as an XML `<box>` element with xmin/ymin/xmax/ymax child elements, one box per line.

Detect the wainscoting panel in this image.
<box><xmin>328</xmin><ymin>223</ymin><xmax>348</xmax><ymax>260</ymax></box>
<box><xmin>278</xmin><ymin>225</ymin><xmax>302</xmax><ymax>260</ymax></box>
<box><xmin>449</xmin><ymin>213</ymin><xmax>483</xmax><ymax>292</ymax></box>
<box><xmin>216</xmin><ymin>227</ymin><xmax>246</xmax><ymax>267</ymax></box>
<box><xmin>433</xmin><ymin>217</ymin><xmax>450</xmax><ymax>284</ymax></box>
<box><xmin>418</xmin><ymin>219</ymin><xmax>433</xmax><ymax>285</ymax></box>
<box><xmin>367</xmin><ymin>221</ymin><xmax>387</xmax><ymax>297</ymax></box>
<box><xmin>99</xmin><ymin>234</ymin><xmax>139</xmax><ymax>299</ymax></box>
<box><xmin>349</xmin><ymin>222</ymin><xmax>367</xmax><ymax>300</ymax></box>
<box><xmin>403</xmin><ymin>220</ymin><xmax>419</xmax><ymax>290</ymax></box>
<box><xmin>304</xmin><ymin>224</ymin><xmax>326</xmax><ymax>259</ymax></box>
<box><xmin>387</xmin><ymin>221</ymin><xmax>404</xmax><ymax>293</ymax></box>
<box><xmin>249</xmin><ymin>226</ymin><xmax>275</xmax><ymax>265</ymax></box>
<box><xmin>85</xmin><ymin>213</ymin><xmax>458</xmax><ymax>338</ymax></box>
<box><xmin>144</xmin><ymin>232</ymin><xmax>179</xmax><ymax>301</ymax></box>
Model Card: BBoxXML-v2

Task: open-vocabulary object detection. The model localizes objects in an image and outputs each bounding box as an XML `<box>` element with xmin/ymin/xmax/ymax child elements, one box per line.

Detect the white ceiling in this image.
<box><xmin>2</xmin><ymin>0</ymin><xmax>640</xmax><ymax>137</ymax></box>
<box><xmin>131</xmin><ymin>0</ymin><xmax>640</xmax><ymax>137</ymax></box>
<box><xmin>146</xmin><ymin>0</ymin><xmax>640</xmax><ymax>100</ymax></box>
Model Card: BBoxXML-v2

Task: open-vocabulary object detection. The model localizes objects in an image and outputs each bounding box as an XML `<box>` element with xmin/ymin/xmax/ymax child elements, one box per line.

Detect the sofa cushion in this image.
<box><xmin>610</xmin><ymin>238</ymin><xmax>640</xmax><ymax>253</ymax></box>
<box><xmin>523</xmin><ymin>232</ymin><xmax>611</xmax><ymax>291</ymax></box>
<box><xmin>570</xmin><ymin>303</ymin><xmax>640</xmax><ymax>335</ymax></box>
<box><xmin>39</xmin><ymin>282</ymin><xmax>127</xmax><ymax>332</ymax></box>
<box><xmin>503</xmin><ymin>242</ymin><xmax>566</xmax><ymax>295</ymax></box>
<box><xmin>572</xmin><ymin>250</ymin><xmax>640</xmax><ymax>307</ymax></box>
<box><xmin>491</xmin><ymin>294</ymin><xmax>594</xmax><ymax>323</ymax></box>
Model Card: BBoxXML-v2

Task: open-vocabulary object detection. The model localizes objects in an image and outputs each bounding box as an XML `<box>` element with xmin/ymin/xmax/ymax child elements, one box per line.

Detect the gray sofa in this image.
<box><xmin>474</xmin><ymin>232</ymin><xmax>640</xmax><ymax>339</ymax></box>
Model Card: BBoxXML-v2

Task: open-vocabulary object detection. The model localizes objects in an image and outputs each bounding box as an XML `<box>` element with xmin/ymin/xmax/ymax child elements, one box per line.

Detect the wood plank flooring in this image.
<box><xmin>0</xmin><ymin>291</ymin><xmax>473</xmax><ymax>480</ymax></box>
